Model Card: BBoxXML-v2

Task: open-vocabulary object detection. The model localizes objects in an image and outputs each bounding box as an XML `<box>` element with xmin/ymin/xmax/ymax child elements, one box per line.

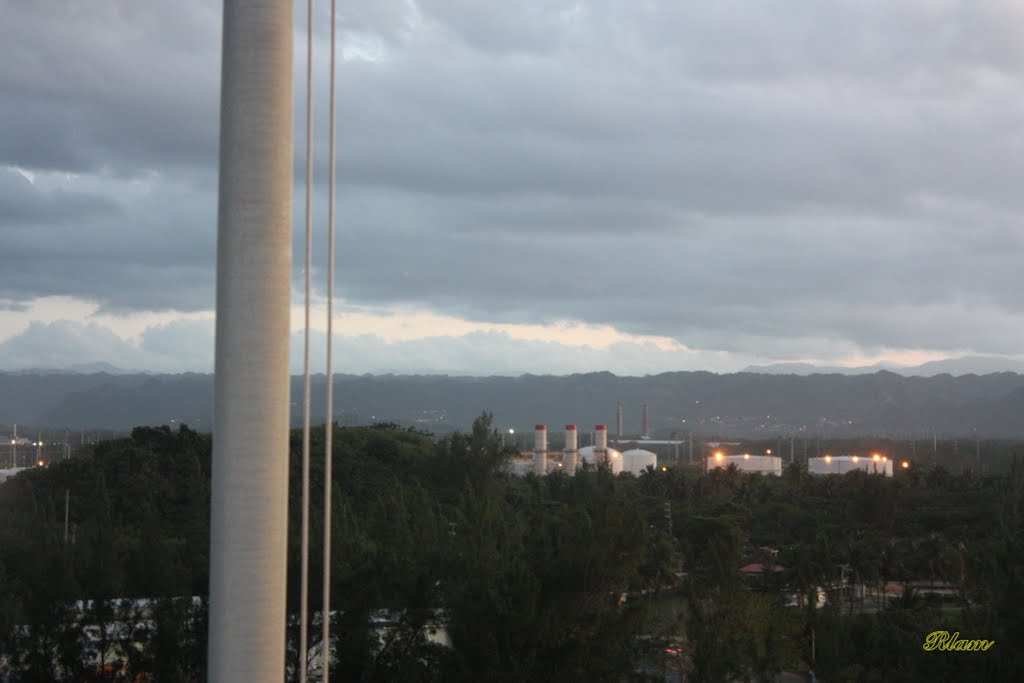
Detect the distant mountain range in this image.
<box><xmin>3</xmin><ymin>368</ymin><xmax>1024</xmax><ymax>437</ymax></box>
<box><xmin>742</xmin><ymin>355</ymin><xmax>1024</xmax><ymax>376</ymax></box>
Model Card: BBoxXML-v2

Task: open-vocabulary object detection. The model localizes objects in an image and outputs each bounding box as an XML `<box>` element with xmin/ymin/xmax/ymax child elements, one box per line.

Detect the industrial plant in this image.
<box><xmin>506</xmin><ymin>424</ymin><xmax>659</xmax><ymax>476</ymax></box>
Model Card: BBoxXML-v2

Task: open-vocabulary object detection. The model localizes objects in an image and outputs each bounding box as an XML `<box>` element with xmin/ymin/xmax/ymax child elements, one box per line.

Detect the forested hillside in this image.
<box><xmin>1</xmin><ymin>419</ymin><xmax>1022</xmax><ymax>681</ymax></box>
<box><xmin>6</xmin><ymin>370</ymin><xmax>1024</xmax><ymax>436</ymax></box>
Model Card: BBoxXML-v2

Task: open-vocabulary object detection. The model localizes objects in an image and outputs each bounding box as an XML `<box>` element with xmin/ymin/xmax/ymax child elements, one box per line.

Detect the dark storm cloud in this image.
<box><xmin>2</xmin><ymin>0</ymin><xmax>1023</xmax><ymax>366</ymax></box>
<box><xmin>0</xmin><ymin>1</ymin><xmax>221</xmax><ymax>175</ymax></box>
<box><xmin>0</xmin><ymin>168</ymin><xmax>118</xmax><ymax>225</ymax></box>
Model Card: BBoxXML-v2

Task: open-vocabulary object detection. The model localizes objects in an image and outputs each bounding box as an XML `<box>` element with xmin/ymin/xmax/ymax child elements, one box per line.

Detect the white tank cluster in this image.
<box><xmin>707</xmin><ymin>453</ymin><xmax>783</xmax><ymax>476</ymax></box>
<box><xmin>808</xmin><ymin>454</ymin><xmax>893</xmax><ymax>477</ymax></box>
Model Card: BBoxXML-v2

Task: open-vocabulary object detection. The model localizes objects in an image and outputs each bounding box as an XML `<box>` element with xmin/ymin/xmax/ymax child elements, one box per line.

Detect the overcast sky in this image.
<box><xmin>1</xmin><ymin>0</ymin><xmax>1023</xmax><ymax>375</ymax></box>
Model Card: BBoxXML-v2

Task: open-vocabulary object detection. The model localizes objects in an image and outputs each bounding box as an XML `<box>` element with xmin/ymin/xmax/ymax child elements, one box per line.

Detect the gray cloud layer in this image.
<box><xmin>1</xmin><ymin>0</ymin><xmax>1022</xmax><ymax>370</ymax></box>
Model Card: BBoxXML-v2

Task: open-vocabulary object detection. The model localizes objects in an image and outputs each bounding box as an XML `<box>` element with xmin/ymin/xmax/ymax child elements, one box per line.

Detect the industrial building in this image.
<box><xmin>808</xmin><ymin>454</ymin><xmax>893</xmax><ymax>477</ymax></box>
<box><xmin>706</xmin><ymin>453</ymin><xmax>783</xmax><ymax>476</ymax></box>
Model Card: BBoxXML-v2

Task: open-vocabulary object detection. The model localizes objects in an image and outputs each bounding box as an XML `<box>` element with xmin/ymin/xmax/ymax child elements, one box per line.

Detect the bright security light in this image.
<box><xmin>852</xmin><ymin>456</ymin><xmax>859</xmax><ymax>463</ymax></box>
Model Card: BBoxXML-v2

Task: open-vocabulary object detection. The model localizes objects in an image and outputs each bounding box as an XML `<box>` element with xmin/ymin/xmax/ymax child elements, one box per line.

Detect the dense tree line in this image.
<box><xmin>1</xmin><ymin>417</ymin><xmax>1022</xmax><ymax>681</ymax></box>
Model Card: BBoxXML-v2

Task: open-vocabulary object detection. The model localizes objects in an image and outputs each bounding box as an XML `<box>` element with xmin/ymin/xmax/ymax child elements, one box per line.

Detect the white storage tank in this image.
<box><xmin>578</xmin><ymin>446</ymin><xmax>623</xmax><ymax>473</ymax></box>
<box><xmin>706</xmin><ymin>453</ymin><xmax>783</xmax><ymax>476</ymax></box>
<box><xmin>621</xmin><ymin>448</ymin><xmax>658</xmax><ymax>475</ymax></box>
<box><xmin>808</xmin><ymin>455</ymin><xmax>893</xmax><ymax>477</ymax></box>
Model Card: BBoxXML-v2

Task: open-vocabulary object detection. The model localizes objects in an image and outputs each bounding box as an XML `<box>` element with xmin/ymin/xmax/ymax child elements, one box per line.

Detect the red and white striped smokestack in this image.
<box><xmin>595</xmin><ymin>424</ymin><xmax>608</xmax><ymax>451</ymax></box>
<box><xmin>563</xmin><ymin>425</ymin><xmax>578</xmax><ymax>474</ymax></box>
<box><xmin>534</xmin><ymin>425</ymin><xmax>548</xmax><ymax>454</ymax></box>
<box><xmin>564</xmin><ymin>424</ymin><xmax>577</xmax><ymax>452</ymax></box>
<box><xmin>533</xmin><ymin>425</ymin><xmax>548</xmax><ymax>476</ymax></box>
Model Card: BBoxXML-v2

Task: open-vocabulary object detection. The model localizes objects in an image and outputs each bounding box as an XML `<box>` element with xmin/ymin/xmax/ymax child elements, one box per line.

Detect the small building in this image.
<box><xmin>0</xmin><ymin>467</ymin><xmax>29</xmax><ymax>484</ymax></box>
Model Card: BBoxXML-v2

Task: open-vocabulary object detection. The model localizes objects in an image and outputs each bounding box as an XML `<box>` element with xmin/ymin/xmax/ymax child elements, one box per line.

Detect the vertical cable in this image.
<box><xmin>322</xmin><ymin>0</ymin><xmax>337</xmax><ymax>679</ymax></box>
<box><xmin>300</xmin><ymin>0</ymin><xmax>314</xmax><ymax>680</ymax></box>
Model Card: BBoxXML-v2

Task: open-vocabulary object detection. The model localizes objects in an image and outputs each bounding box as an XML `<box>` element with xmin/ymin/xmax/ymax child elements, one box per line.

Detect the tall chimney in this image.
<box><xmin>564</xmin><ymin>424</ymin><xmax>577</xmax><ymax>452</ymax></box>
<box><xmin>533</xmin><ymin>424</ymin><xmax>547</xmax><ymax>475</ymax></box>
<box><xmin>642</xmin><ymin>402</ymin><xmax>649</xmax><ymax>438</ymax></box>
<box><xmin>563</xmin><ymin>424</ymin><xmax>578</xmax><ymax>473</ymax></box>
<box><xmin>208</xmin><ymin>1</ymin><xmax>293</xmax><ymax>678</ymax></box>
<box><xmin>595</xmin><ymin>424</ymin><xmax>608</xmax><ymax>452</ymax></box>
<box><xmin>616</xmin><ymin>402</ymin><xmax>623</xmax><ymax>438</ymax></box>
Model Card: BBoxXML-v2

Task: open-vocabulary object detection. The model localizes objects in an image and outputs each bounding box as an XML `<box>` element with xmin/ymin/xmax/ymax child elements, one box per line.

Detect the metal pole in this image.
<box><xmin>322</xmin><ymin>2</ymin><xmax>339</xmax><ymax>677</ymax></box>
<box><xmin>207</xmin><ymin>1</ymin><xmax>293</xmax><ymax>680</ymax></box>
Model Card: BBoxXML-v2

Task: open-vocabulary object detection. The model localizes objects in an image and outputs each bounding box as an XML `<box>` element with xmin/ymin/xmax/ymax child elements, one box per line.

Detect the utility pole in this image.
<box><xmin>207</xmin><ymin>1</ymin><xmax>293</xmax><ymax>680</ymax></box>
